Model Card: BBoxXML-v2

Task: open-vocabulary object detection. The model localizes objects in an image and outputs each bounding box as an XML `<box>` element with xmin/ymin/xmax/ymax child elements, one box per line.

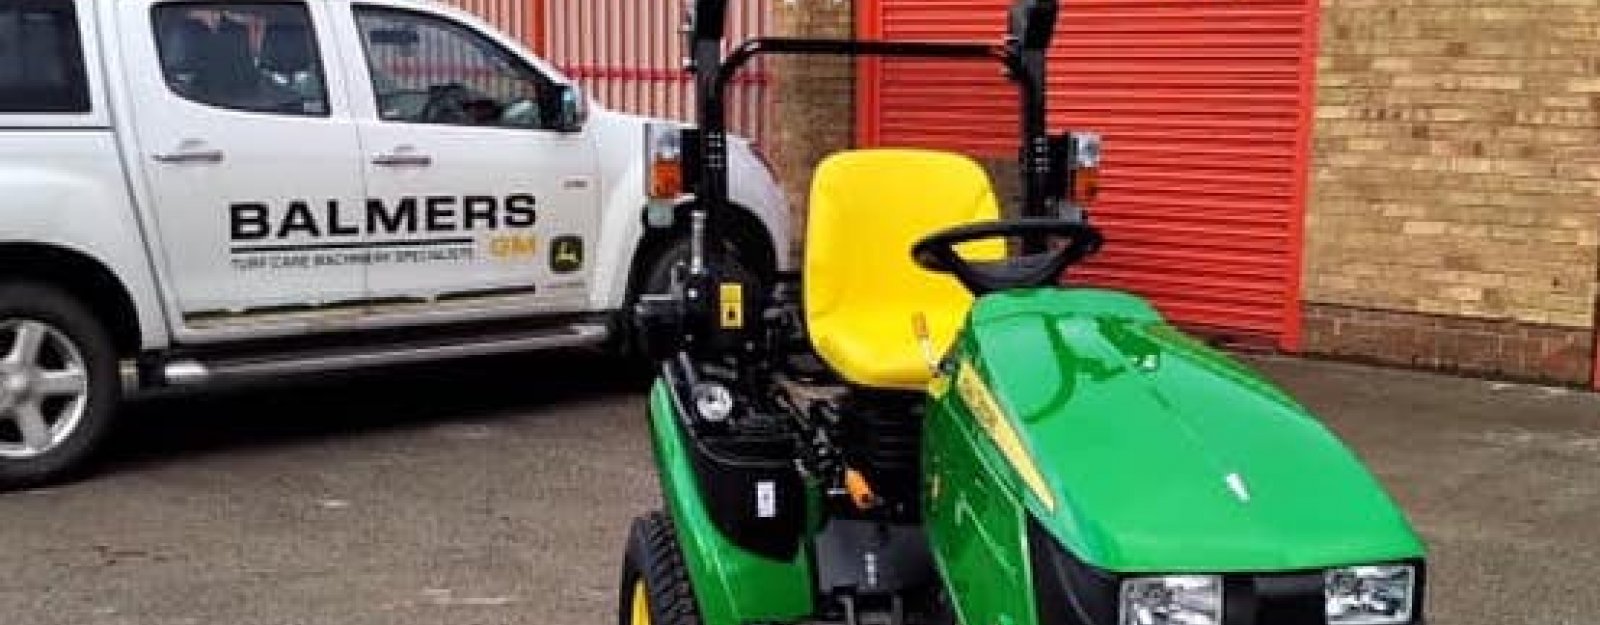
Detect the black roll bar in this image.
<box><xmin>684</xmin><ymin>0</ymin><xmax>1061</xmax><ymax>268</ymax></box>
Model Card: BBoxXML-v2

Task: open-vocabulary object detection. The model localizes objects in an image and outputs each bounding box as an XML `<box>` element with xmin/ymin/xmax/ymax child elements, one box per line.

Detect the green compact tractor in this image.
<box><xmin>622</xmin><ymin>2</ymin><xmax>1427</xmax><ymax>625</ymax></box>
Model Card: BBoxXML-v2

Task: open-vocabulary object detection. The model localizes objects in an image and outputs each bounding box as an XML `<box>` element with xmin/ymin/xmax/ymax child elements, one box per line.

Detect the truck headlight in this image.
<box><xmin>644</xmin><ymin>123</ymin><xmax>686</xmax><ymax>219</ymax></box>
<box><xmin>1119</xmin><ymin>576</ymin><xmax>1221</xmax><ymax>625</ymax></box>
<box><xmin>1326</xmin><ymin>565</ymin><xmax>1416</xmax><ymax>625</ymax></box>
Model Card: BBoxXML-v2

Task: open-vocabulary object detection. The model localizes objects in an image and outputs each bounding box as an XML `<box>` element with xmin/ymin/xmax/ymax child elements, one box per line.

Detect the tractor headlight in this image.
<box><xmin>1119</xmin><ymin>576</ymin><xmax>1222</xmax><ymax>625</ymax></box>
<box><xmin>1326</xmin><ymin>565</ymin><xmax>1417</xmax><ymax>625</ymax></box>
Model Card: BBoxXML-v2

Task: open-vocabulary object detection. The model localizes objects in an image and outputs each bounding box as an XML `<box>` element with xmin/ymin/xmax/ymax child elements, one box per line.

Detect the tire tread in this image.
<box><xmin>620</xmin><ymin>511</ymin><xmax>705</xmax><ymax>625</ymax></box>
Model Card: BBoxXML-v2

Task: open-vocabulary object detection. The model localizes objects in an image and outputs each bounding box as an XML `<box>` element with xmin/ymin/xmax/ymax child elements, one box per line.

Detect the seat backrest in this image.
<box><xmin>805</xmin><ymin>149</ymin><xmax>1003</xmax><ymax>390</ymax></box>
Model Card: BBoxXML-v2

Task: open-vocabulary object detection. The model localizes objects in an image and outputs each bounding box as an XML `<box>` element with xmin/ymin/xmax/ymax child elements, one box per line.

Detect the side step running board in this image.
<box><xmin>153</xmin><ymin>323</ymin><xmax>609</xmax><ymax>387</ymax></box>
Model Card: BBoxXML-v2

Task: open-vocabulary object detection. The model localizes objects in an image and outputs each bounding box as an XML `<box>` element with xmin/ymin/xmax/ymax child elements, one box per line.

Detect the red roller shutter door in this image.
<box><xmin>859</xmin><ymin>0</ymin><xmax>1318</xmax><ymax>350</ymax></box>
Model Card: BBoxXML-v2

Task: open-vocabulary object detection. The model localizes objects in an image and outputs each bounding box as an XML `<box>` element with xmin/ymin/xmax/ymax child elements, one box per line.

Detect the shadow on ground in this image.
<box><xmin>108</xmin><ymin>349</ymin><xmax>652</xmax><ymax>472</ymax></box>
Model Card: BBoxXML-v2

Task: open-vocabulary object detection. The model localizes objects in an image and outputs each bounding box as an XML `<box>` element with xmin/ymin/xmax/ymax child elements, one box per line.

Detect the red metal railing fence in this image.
<box><xmin>448</xmin><ymin>0</ymin><xmax>776</xmax><ymax>146</ymax></box>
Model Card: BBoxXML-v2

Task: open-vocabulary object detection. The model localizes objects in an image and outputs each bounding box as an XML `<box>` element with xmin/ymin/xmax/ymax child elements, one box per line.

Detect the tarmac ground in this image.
<box><xmin>0</xmin><ymin>351</ymin><xmax>1595</xmax><ymax>625</ymax></box>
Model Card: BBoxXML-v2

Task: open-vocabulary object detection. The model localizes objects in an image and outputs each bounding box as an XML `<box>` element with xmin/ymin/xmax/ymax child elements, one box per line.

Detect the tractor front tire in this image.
<box><xmin>619</xmin><ymin>511</ymin><xmax>703</xmax><ymax>625</ymax></box>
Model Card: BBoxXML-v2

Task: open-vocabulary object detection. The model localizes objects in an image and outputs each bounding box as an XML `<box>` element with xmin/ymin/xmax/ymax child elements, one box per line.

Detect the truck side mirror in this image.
<box><xmin>552</xmin><ymin>83</ymin><xmax>588</xmax><ymax>133</ymax></box>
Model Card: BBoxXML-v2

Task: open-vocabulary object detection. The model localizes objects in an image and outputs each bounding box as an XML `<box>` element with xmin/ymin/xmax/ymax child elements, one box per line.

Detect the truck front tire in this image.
<box><xmin>637</xmin><ymin>237</ymin><xmax>763</xmax><ymax>304</ymax></box>
<box><xmin>0</xmin><ymin>281</ymin><xmax>120</xmax><ymax>491</ymax></box>
<box><xmin>617</xmin><ymin>236</ymin><xmax>765</xmax><ymax>361</ymax></box>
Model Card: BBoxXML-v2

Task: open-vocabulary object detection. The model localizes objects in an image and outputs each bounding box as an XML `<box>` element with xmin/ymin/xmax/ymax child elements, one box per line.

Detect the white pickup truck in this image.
<box><xmin>0</xmin><ymin>0</ymin><xmax>791</xmax><ymax>488</ymax></box>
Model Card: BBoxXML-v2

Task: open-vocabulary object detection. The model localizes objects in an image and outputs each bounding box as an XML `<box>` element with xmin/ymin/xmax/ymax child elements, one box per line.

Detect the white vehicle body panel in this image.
<box><xmin>328</xmin><ymin>1</ymin><xmax>600</xmax><ymax>312</ymax></box>
<box><xmin>0</xmin><ymin>0</ymin><xmax>170</xmax><ymax>349</ymax></box>
<box><xmin>115</xmin><ymin>0</ymin><xmax>370</xmax><ymax>316</ymax></box>
<box><xmin>583</xmin><ymin>113</ymin><xmax>794</xmax><ymax>311</ymax></box>
<box><xmin>0</xmin><ymin>0</ymin><xmax>793</xmax><ymax>357</ymax></box>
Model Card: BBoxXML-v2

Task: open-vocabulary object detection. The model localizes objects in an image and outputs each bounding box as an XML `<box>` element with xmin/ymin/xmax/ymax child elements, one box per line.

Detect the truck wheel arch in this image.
<box><xmin>627</xmin><ymin>202</ymin><xmax>779</xmax><ymax>299</ymax></box>
<box><xmin>0</xmin><ymin>243</ymin><xmax>141</xmax><ymax>357</ymax></box>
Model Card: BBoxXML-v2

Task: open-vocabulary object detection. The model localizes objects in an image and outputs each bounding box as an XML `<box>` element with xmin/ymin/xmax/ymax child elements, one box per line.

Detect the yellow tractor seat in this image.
<box><xmin>804</xmin><ymin>149</ymin><xmax>1004</xmax><ymax>391</ymax></box>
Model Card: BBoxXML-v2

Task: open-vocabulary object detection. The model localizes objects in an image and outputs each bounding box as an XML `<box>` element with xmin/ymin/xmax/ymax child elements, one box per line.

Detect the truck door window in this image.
<box><xmin>0</xmin><ymin>0</ymin><xmax>90</xmax><ymax>113</ymax></box>
<box><xmin>151</xmin><ymin>3</ymin><xmax>329</xmax><ymax>116</ymax></box>
<box><xmin>354</xmin><ymin>7</ymin><xmax>550</xmax><ymax>130</ymax></box>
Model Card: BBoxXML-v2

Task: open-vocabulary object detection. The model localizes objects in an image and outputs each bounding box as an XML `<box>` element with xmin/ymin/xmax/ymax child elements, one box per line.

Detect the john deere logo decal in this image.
<box><xmin>551</xmin><ymin>236</ymin><xmax>584</xmax><ymax>273</ymax></box>
<box><xmin>955</xmin><ymin>360</ymin><xmax>1056</xmax><ymax>512</ymax></box>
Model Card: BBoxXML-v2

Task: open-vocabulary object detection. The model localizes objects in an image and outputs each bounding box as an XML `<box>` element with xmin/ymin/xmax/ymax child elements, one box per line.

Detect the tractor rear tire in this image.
<box><xmin>619</xmin><ymin>511</ymin><xmax>703</xmax><ymax>625</ymax></box>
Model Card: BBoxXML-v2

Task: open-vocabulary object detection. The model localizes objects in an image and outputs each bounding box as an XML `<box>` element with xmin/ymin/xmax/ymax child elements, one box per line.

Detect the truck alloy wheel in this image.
<box><xmin>0</xmin><ymin>282</ymin><xmax>120</xmax><ymax>490</ymax></box>
<box><xmin>0</xmin><ymin>319</ymin><xmax>90</xmax><ymax>459</ymax></box>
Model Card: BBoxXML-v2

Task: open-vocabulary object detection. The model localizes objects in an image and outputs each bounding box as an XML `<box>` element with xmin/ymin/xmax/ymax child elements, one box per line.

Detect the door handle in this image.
<box><xmin>152</xmin><ymin>149</ymin><xmax>225</xmax><ymax>164</ymax></box>
<box><xmin>372</xmin><ymin>152</ymin><xmax>433</xmax><ymax>167</ymax></box>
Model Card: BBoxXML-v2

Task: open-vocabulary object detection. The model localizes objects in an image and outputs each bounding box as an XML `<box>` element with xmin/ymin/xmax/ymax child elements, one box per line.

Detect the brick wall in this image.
<box><xmin>1307</xmin><ymin>0</ymin><xmax>1600</xmax><ymax>384</ymax></box>
<box><xmin>771</xmin><ymin>0</ymin><xmax>856</xmax><ymax>230</ymax></box>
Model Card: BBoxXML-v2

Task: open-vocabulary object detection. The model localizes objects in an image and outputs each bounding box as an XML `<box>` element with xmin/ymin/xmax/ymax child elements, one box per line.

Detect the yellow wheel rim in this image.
<box><xmin>629</xmin><ymin>580</ymin><xmax>652</xmax><ymax>625</ymax></box>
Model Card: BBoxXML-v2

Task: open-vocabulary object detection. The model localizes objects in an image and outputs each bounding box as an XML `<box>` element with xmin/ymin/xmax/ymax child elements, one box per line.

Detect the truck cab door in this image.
<box><xmin>335</xmin><ymin>4</ymin><xmax>601</xmax><ymax>314</ymax></box>
<box><xmin>118</xmin><ymin>0</ymin><xmax>369</xmax><ymax>324</ymax></box>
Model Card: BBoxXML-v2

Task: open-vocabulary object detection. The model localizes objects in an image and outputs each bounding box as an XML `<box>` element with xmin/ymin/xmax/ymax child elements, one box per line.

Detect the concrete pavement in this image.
<box><xmin>0</xmin><ymin>351</ymin><xmax>1594</xmax><ymax>625</ymax></box>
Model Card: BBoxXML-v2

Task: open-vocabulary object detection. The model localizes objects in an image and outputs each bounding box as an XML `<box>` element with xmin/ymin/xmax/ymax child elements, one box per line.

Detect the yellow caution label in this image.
<box><xmin>956</xmin><ymin>360</ymin><xmax>1057</xmax><ymax>512</ymax></box>
<box><xmin>719</xmin><ymin>283</ymin><xmax>744</xmax><ymax>329</ymax></box>
<box><xmin>927</xmin><ymin>371</ymin><xmax>952</xmax><ymax>398</ymax></box>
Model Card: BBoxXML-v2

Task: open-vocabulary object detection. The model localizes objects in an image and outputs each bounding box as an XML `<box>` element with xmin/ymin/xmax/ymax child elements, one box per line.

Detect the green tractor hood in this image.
<box><xmin>960</xmin><ymin>289</ymin><xmax>1425</xmax><ymax>573</ymax></box>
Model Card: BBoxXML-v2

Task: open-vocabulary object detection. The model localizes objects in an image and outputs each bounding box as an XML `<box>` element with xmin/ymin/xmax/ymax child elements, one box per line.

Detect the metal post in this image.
<box><xmin>688</xmin><ymin>0</ymin><xmax>730</xmax><ymax>280</ymax></box>
<box><xmin>1009</xmin><ymin>0</ymin><xmax>1059</xmax><ymax>253</ymax></box>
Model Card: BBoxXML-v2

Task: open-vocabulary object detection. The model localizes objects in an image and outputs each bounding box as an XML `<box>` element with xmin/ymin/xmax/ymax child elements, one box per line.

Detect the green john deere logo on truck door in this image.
<box><xmin>551</xmin><ymin>236</ymin><xmax>584</xmax><ymax>273</ymax></box>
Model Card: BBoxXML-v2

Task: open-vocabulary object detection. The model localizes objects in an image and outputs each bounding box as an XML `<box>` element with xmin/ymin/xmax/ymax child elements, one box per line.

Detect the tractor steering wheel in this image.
<box><xmin>913</xmin><ymin>218</ymin><xmax>1104</xmax><ymax>295</ymax></box>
